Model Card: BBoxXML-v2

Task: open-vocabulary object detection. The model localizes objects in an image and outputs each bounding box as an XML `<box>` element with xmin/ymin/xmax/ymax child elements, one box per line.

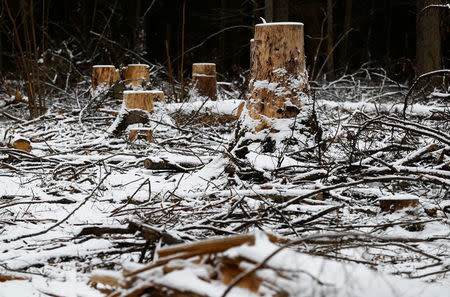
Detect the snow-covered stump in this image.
<box><xmin>123</xmin><ymin>64</ymin><xmax>150</xmax><ymax>88</ymax></box>
<box><xmin>191</xmin><ymin>63</ymin><xmax>217</xmax><ymax>101</ymax></box>
<box><xmin>247</xmin><ymin>22</ymin><xmax>310</xmax><ymax>131</ymax></box>
<box><xmin>230</xmin><ymin>22</ymin><xmax>316</xmax><ymax>181</ymax></box>
<box><xmin>123</xmin><ymin>90</ymin><xmax>161</xmax><ymax>142</ymax></box>
<box><xmin>92</xmin><ymin>65</ymin><xmax>120</xmax><ymax>89</ymax></box>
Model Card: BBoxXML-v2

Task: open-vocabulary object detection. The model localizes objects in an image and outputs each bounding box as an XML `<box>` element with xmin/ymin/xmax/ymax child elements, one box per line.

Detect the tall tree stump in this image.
<box><xmin>192</xmin><ymin>63</ymin><xmax>217</xmax><ymax>100</ymax></box>
<box><xmin>247</xmin><ymin>22</ymin><xmax>310</xmax><ymax>131</ymax></box>
<box><xmin>92</xmin><ymin>65</ymin><xmax>120</xmax><ymax>89</ymax></box>
<box><xmin>123</xmin><ymin>64</ymin><xmax>150</xmax><ymax>88</ymax></box>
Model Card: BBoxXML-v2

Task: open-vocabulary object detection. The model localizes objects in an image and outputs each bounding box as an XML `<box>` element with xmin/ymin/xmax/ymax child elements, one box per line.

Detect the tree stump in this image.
<box><xmin>247</xmin><ymin>22</ymin><xmax>310</xmax><ymax>131</ymax></box>
<box><xmin>123</xmin><ymin>64</ymin><xmax>150</xmax><ymax>88</ymax></box>
<box><xmin>192</xmin><ymin>63</ymin><xmax>217</xmax><ymax>100</ymax></box>
<box><xmin>92</xmin><ymin>65</ymin><xmax>120</xmax><ymax>89</ymax></box>
<box><xmin>123</xmin><ymin>90</ymin><xmax>165</xmax><ymax>142</ymax></box>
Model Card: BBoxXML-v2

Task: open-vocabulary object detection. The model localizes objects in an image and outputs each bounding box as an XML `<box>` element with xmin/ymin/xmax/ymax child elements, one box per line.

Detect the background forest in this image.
<box><xmin>1</xmin><ymin>0</ymin><xmax>449</xmax><ymax>93</ymax></box>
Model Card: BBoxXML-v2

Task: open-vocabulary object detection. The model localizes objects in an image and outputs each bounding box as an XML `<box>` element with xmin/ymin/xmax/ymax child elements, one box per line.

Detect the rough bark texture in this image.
<box><xmin>191</xmin><ymin>63</ymin><xmax>217</xmax><ymax>100</ymax></box>
<box><xmin>123</xmin><ymin>64</ymin><xmax>150</xmax><ymax>87</ymax></box>
<box><xmin>247</xmin><ymin>23</ymin><xmax>310</xmax><ymax>130</ymax></box>
<box><xmin>416</xmin><ymin>0</ymin><xmax>441</xmax><ymax>76</ymax></box>
<box><xmin>92</xmin><ymin>65</ymin><xmax>120</xmax><ymax>89</ymax></box>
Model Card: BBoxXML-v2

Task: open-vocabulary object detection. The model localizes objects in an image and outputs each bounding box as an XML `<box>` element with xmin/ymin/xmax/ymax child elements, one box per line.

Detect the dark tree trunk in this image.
<box><xmin>265</xmin><ymin>0</ymin><xmax>288</xmax><ymax>22</ymax></box>
<box><xmin>341</xmin><ymin>0</ymin><xmax>352</xmax><ymax>69</ymax></box>
<box><xmin>416</xmin><ymin>0</ymin><xmax>441</xmax><ymax>76</ymax></box>
<box><xmin>326</xmin><ymin>0</ymin><xmax>335</xmax><ymax>80</ymax></box>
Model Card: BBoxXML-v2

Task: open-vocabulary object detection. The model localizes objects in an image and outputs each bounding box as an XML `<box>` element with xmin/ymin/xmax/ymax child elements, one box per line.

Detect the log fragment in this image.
<box><xmin>123</xmin><ymin>64</ymin><xmax>150</xmax><ymax>88</ymax></box>
<box><xmin>12</xmin><ymin>138</ymin><xmax>31</xmax><ymax>152</ymax></box>
<box><xmin>379</xmin><ymin>197</ymin><xmax>420</xmax><ymax>212</ymax></box>
<box><xmin>92</xmin><ymin>65</ymin><xmax>120</xmax><ymax>89</ymax></box>
<box><xmin>247</xmin><ymin>22</ymin><xmax>310</xmax><ymax>130</ymax></box>
<box><xmin>192</xmin><ymin>63</ymin><xmax>217</xmax><ymax>100</ymax></box>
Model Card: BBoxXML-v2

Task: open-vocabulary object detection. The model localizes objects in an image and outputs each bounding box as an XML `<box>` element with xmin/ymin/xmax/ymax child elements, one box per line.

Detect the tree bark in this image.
<box><xmin>416</xmin><ymin>0</ymin><xmax>441</xmax><ymax>76</ymax></box>
<box><xmin>326</xmin><ymin>0</ymin><xmax>335</xmax><ymax>80</ymax></box>
<box><xmin>265</xmin><ymin>0</ymin><xmax>288</xmax><ymax>22</ymax></box>
<box><xmin>92</xmin><ymin>65</ymin><xmax>120</xmax><ymax>89</ymax></box>
<box><xmin>247</xmin><ymin>23</ymin><xmax>310</xmax><ymax>131</ymax></box>
<box><xmin>191</xmin><ymin>63</ymin><xmax>217</xmax><ymax>100</ymax></box>
<box><xmin>123</xmin><ymin>64</ymin><xmax>150</xmax><ymax>88</ymax></box>
<box><xmin>341</xmin><ymin>0</ymin><xmax>352</xmax><ymax>69</ymax></box>
<box><xmin>264</xmin><ymin>0</ymin><xmax>273</xmax><ymax>22</ymax></box>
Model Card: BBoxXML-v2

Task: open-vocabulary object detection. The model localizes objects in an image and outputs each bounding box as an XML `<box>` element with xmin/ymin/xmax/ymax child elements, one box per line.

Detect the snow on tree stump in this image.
<box><xmin>123</xmin><ymin>64</ymin><xmax>150</xmax><ymax>88</ymax></box>
<box><xmin>191</xmin><ymin>63</ymin><xmax>217</xmax><ymax>100</ymax></box>
<box><xmin>379</xmin><ymin>195</ymin><xmax>420</xmax><ymax>212</ymax></box>
<box><xmin>92</xmin><ymin>65</ymin><xmax>120</xmax><ymax>89</ymax></box>
<box><xmin>123</xmin><ymin>90</ymin><xmax>161</xmax><ymax>142</ymax></box>
<box><xmin>246</xmin><ymin>22</ymin><xmax>310</xmax><ymax>131</ymax></box>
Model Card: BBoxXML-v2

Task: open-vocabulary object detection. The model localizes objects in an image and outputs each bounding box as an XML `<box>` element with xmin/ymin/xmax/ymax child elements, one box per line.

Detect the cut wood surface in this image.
<box><xmin>192</xmin><ymin>63</ymin><xmax>217</xmax><ymax>100</ymax></box>
<box><xmin>92</xmin><ymin>65</ymin><xmax>120</xmax><ymax>89</ymax></box>
<box><xmin>123</xmin><ymin>64</ymin><xmax>150</xmax><ymax>87</ymax></box>
<box><xmin>12</xmin><ymin>138</ymin><xmax>31</xmax><ymax>152</ymax></box>
<box><xmin>379</xmin><ymin>197</ymin><xmax>420</xmax><ymax>212</ymax></box>
<box><xmin>247</xmin><ymin>22</ymin><xmax>310</xmax><ymax>128</ymax></box>
<box><xmin>124</xmin><ymin>90</ymin><xmax>155</xmax><ymax>112</ymax></box>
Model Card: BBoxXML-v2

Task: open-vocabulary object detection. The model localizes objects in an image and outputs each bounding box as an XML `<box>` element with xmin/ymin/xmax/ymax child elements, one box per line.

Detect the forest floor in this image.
<box><xmin>0</xmin><ymin>68</ymin><xmax>449</xmax><ymax>296</ymax></box>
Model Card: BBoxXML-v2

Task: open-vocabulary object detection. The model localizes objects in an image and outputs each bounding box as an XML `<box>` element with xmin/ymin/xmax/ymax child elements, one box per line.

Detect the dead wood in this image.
<box><xmin>191</xmin><ymin>63</ymin><xmax>217</xmax><ymax>100</ymax></box>
<box><xmin>92</xmin><ymin>65</ymin><xmax>120</xmax><ymax>89</ymax></box>
<box><xmin>123</xmin><ymin>64</ymin><xmax>150</xmax><ymax>88</ymax></box>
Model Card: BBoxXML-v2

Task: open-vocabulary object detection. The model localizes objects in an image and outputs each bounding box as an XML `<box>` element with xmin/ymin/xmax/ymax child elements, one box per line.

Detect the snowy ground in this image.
<box><xmin>0</xmin><ymin>69</ymin><xmax>449</xmax><ymax>296</ymax></box>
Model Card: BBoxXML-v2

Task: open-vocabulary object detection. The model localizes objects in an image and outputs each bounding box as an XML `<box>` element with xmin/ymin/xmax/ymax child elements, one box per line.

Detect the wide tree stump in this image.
<box><xmin>123</xmin><ymin>64</ymin><xmax>150</xmax><ymax>88</ymax></box>
<box><xmin>92</xmin><ymin>65</ymin><xmax>120</xmax><ymax>89</ymax></box>
<box><xmin>247</xmin><ymin>22</ymin><xmax>310</xmax><ymax>130</ymax></box>
<box><xmin>192</xmin><ymin>63</ymin><xmax>217</xmax><ymax>100</ymax></box>
<box><xmin>123</xmin><ymin>90</ymin><xmax>164</xmax><ymax>142</ymax></box>
<box><xmin>124</xmin><ymin>90</ymin><xmax>155</xmax><ymax>112</ymax></box>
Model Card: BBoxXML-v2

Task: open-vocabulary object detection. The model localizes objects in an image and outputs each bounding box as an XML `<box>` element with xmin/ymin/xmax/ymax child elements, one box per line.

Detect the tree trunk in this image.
<box><xmin>341</xmin><ymin>0</ymin><xmax>352</xmax><ymax>69</ymax></box>
<box><xmin>92</xmin><ymin>65</ymin><xmax>120</xmax><ymax>89</ymax></box>
<box><xmin>247</xmin><ymin>23</ymin><xmax>310</xmax><ymax>131</ymax></box>
<box><xmin>264</xmin><ymin>0</ymin><xmax>273</xmax><ymax>22</ymax></box>
<box><xmin>191</xmin><ymin>63</ymin><xmax>217</xmax><ymax>100</ymax></box>
<box><xmin>416</xmin><ymin>0</ymin><xmax>441</xmax><ymax>76</ymax></box>
<box><xmin>326</xmin><ymin>0</ymin><xmax>335</xmax><ymax>80</ymax></box>
<box><xmin>123</xmin><ymin>64</ymin><xmax>150</xmax><ymax>88</ymax></box>
<box><xmin>265</xmin><ymin>0</ymin><xmax>288</xmax><ymax>22</ymax></box>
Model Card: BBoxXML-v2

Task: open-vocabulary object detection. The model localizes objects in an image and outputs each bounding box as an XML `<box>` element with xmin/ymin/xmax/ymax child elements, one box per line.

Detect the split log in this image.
<box><xmin>379</xmin><ymin>197</ymin><xmax>420</xmax><ymax>212</ymax></box>
<box><xmin>123</xmin><ymin>64</ymin><xmax>150</xmax><ymax>88</ymax></box>
<box><xmin>191</xmin><ymin>63</ymin><xmax>217</xmax><ymax>100</ymax></box>
<box><xmin>247</xmin><ymin>22</ymin><xmax>310</xmax><ymax>131</ymax></box>
<box><xmin>92</xmin><ymin>65</ymin><xmax>120</xmax><ymax>89</ymax></box>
